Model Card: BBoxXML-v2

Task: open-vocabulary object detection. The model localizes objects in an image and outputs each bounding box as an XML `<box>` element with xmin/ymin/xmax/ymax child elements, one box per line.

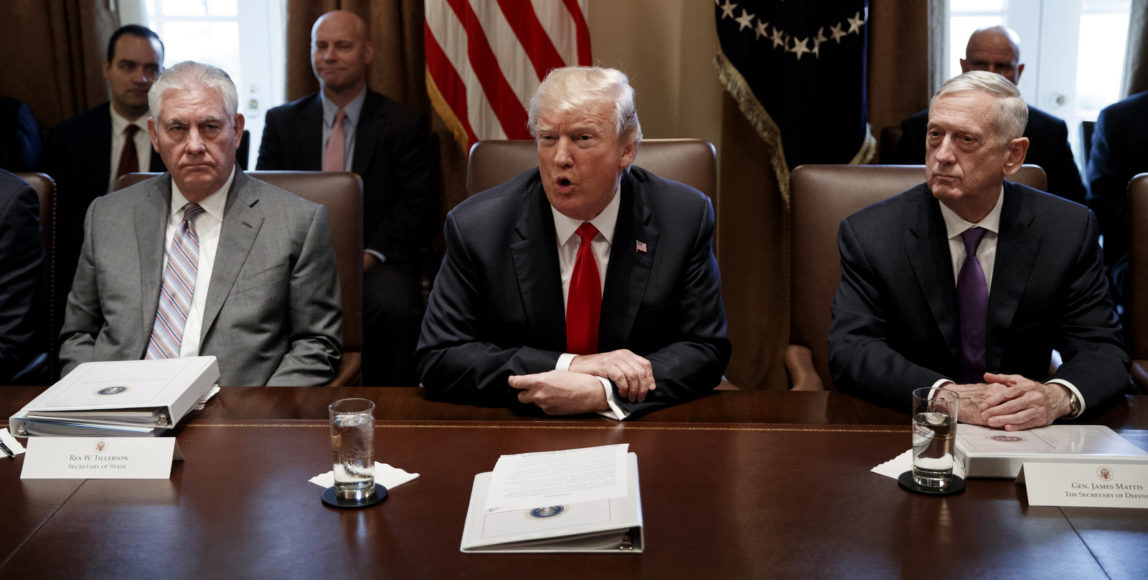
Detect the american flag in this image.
<box><xmin>425</xmin><ymin>0</ymin><xmax>592</xmax><ymax>152</ymax></box>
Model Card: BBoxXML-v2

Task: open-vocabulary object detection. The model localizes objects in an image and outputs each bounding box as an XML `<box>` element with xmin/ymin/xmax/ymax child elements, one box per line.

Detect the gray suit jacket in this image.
<box><xmin>59</xmin><ymin>169</ymin><xmax>342</xmax><ymax>386</ymax></box>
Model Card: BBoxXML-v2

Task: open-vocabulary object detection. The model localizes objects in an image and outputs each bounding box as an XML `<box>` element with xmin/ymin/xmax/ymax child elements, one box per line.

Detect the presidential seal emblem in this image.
<box><xmin>989</xmin><ymin>435</ymin><xmax>1023</xmax><ymax>443</ymax></box>
<box><xmin>529</xmin><ymin>506</ymin><xmax>566</xmax><ymax>519</ymax></box>
<box><xmin>96</xmin><ymin>386</ymin><xmax>129</xmax><ymax>395</ymax></box>
<box><xmin>1098</xmin><ymin>466</ymin><xmax>1113</xmax><ymax>480</ymax></box>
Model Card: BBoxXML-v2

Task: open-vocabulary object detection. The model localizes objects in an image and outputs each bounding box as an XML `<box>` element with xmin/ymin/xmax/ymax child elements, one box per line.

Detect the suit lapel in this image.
<box><xmin>201</xmin><ymin>171</ymin><xmax>264</xmax><ymax>338</ymax></box>
<box><xmin>94</xmin><ymin>103</ymin><xmax>114</xmax><ymax>191</ymax></box>
<box><xmin>136</xmin><ymin>177</ymin><xmax>172</xmax><ymax>343</ymax></box>
<box><xmin>600</xmin><ymin>174</ymin><xmax>656</xmax><ymax>351</ymax></box>
<box><xmin>301</xmin><ymin>96</ymin><xmax>324</xmax><ymax>170</ymax></box>
<box><xmin>510</xmin><ymin>178</ymin><xmax>565</xmax><ymax>349</ymax></box>
<box><xmin>351</xmin><ymin>91</ymin><xmax>383</xmax><ymax>175</ymax></box>
<box><xmin>986</xmin><ymin>183</ymin><xmax>1038</xmax><ymax>369</ymax></box>
<box><xmin>906</xmin><ymin>187</ymin><xmax>962</xmax><ymax>365</ymax></box>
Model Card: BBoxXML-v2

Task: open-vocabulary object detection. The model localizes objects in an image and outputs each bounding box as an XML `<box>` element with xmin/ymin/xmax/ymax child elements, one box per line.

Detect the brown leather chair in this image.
<box><xmin>1128</xmin><ymin>173</ymin><xmax>1148</xmax><ymax>389</ymax></box>
<box><xmin>466</xmin><ymin>138</ymin><xmax>718</xmax><ymax>206</ymax></box>
<box><xmin>13</xmin><ymin>172</ymin><xmax>55</xmax><ymax>382</ymax></box>
<box><xmin>116</xmin><ymin>171</ymin><xmax>363</xmax><ymax>386</ymax></box>
<box><xmin>786</xmin><ymin>164</ymin><xmax>1049</xmax><ymax>390</ymax></box>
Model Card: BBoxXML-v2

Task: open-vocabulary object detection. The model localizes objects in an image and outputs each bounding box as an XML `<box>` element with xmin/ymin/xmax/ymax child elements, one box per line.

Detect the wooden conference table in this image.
<box><xmin>1</xmin><ymin>387</ymin><xmax>1146</xmax><ymax>579</ymax></box>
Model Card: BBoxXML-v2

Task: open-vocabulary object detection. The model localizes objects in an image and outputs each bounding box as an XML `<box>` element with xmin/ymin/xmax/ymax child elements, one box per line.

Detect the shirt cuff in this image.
<box><xmin>1046</xmin><ymin>378</ymin><xmax>1086</xmax><ymax>419</ymax></box>
<box><xmin>930</xmin><ymin>378</ymin><xmax>955</xmax><ymax>391</ymax></box>
<box><xmin>556</xmin><ymin>353</ymin><xmax>576</xmax><ymax>371</ymax></box>
<box><xmin>365</xmin><ymin>249</ymin><xmax>387</xmax><ymax>264</ymax></box>
<box><xmin>596</xmin><ymin>377</ymin><xmax>630</xmax><ymax>421</ymax></box>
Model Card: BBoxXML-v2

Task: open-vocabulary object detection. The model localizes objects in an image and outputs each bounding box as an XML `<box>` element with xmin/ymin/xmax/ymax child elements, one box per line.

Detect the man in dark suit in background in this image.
<box><xmin>257</xmin><ymin>10</ymin><xmax>437</xmax><ymax>385</ymax></box>
<box><xmin>416</xmin><ymin>66</ymin><xmax>730</xmax><ymax>419</ymax></box>
<box><xmin>41</xmin><ymin>25</ymin><xmax>167</xmax><ymax>346</ymax></box>
<box><xmin>0</xmin><ymin>96</ymin><xmax>42</xmax><ymax>171</ymax></box>
<box><xmin>1086</xmin><ymin>90</ymin><xmax>1148</xmax><ymax>309</ymax></box>
<box><xmin>892</xmin><ymin>25</ymin><xmax>1085</xmax><ymax>205</ymax></box>
<box><xmin>0</xmin><ymin>169</ymin><xmax>43</xmax><ymax>383</ymax></box>
<box><xmin>830</xmin><ymin>71</ymin><xmax>1128</xmax><ymax>430</ymax></box>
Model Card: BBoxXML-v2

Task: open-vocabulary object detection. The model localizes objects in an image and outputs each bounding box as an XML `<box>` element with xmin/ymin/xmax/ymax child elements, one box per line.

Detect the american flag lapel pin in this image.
<box><xmin>636</xmin><ymin>240</ymin><xmax>647</xmax><ymax>253</ymax></box>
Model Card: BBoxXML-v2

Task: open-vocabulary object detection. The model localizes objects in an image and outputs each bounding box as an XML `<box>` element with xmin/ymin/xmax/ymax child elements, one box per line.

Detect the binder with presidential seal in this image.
<box><xmin>8</xmin><ymin>357</ymin><xmax>220</xmax><ymax>437</ymax></box>
<box><xmin>460</xmin><ymin>445</ymin><xmax>644</xmax><ymax>553</ymax></box>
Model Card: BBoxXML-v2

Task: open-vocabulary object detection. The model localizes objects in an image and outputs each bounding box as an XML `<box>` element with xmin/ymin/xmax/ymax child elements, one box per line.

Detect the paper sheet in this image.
<box><xmin>872</xmin><ymin>449</ymin><xmax>967</xmax><ymax>479</ymax></box>
<box><xmin>0</xmin><ymin>428</ymin><xmax>25</xmax><ymax>456</ymax></box>
<box><xmin>484</xmin><ymin>444</ymin><xmax>629</xmax><ymax>513</ymax></box>
<box><xmin>309</xmin><ymin>462</ymin><xmax>419</xmax><ymax>489</ymax></box>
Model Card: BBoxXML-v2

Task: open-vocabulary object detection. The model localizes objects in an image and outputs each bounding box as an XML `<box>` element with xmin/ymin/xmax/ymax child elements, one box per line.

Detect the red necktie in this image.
<box><xmin>117</xmin><ymin>124</ymin><xmax>140</xmax><ymax>180</ymax></box>
<box><xmin>566</xmin><ymin>223</ymin><xmax>601</xmax><ymax>354</ymax></box>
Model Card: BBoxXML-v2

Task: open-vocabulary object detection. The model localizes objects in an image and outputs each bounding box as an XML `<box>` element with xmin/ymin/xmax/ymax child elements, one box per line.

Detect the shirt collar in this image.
<box><xmin>320</xmin><ymin>88</ymin><xmax>367</xmax><ymax>129</ymax></box>
<box><xmin>552</xmin><ymin>185</ymin><xmax>622</xmax><ymax>247</ymax></box>
<box><xmin>110</xmin><ymin>105</ymin><xmax>146</xmax><ymax>136</ymax></box>
<box><xmin>939</xmin><ymin>184</ymin><xmax>1005</xmax><ymax>239</ymax></box>
<box><xmin>170</xmin><ymin>165</ymin><xmax>235</xmax><ymax>222</ymax></box>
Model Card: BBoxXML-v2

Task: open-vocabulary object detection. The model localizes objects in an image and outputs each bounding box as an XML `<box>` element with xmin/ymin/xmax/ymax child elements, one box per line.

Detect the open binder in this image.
<box><xmin>9</xmin><ymin>357</ymin><xmax>219</xmax><ymax>437</ymax></box>
<box><xmin>460</xmin><ymin>452</ymin><xmax>644</xmax><ymax>553</ymax></box>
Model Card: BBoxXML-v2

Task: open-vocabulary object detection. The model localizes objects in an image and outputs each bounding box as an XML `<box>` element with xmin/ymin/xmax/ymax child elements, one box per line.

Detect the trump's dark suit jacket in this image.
<box><xmin>894</xmin><ymin>106</ymin><xmax>1085</xmax><ymax>205</ymax></box>
<box><xmin>828</xmin><ymin>181</ymin><xmax>1129</xmax><ymax>413</ymax></box>
<box><xmin>415</xmin><ymin>166</ymin><xmax>731</xmax><ymax>417</ymax></box>
<box><xmin>256</xmin><ymin>90</ymin><xmax>437</xmax><ymax>266</ymax></box>
<box><xmin>59</xmin><ymin>169</ymin><xmax>342</xmax><ymax>386</ymax></box>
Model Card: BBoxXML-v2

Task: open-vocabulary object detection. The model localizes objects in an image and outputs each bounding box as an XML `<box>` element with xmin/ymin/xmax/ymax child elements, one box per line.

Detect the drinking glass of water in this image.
<box><xmin>911</xmin><ymin>387</ymin><xmax>959</xmax><ymax>491</ymax></box>
<box><xmin>329</xmin><ymin>398</ymin><xmax>376</xmax><ymax>502</ymax></box>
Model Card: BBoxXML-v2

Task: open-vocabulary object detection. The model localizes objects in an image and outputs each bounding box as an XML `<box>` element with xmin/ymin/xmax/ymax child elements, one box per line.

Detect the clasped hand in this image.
<box><xmin>948</xmin><ymin>372</ymin><xmax>1073</xmax><ymax>431</ymax></box>
<box><xmin>507</xmin><ymin>349</ymin><xmax>655</xmax><ymax>416</ymax></box>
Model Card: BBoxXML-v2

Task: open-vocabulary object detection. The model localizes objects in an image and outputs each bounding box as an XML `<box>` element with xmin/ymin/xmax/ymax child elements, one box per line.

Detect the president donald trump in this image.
<box><xmin>59</xmin><ymin>61</ymin><xmax>342</xmax><ymax>386</ymax></box>
<box><xmin>415</xmin><ymin>66</ymin><xmax>730</xmax><ymax>418</ymax></box>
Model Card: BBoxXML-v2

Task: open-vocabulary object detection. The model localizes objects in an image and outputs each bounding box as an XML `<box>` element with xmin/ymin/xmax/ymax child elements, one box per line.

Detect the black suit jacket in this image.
<box><xmin>0</xmin><ymin>169</ymin><xmax>44</xmax><ymax>382</ymax></box>
<box><xmin>1086</xmin><ymin>90</ymin><xmax>1148</xmax><ymax>280</ymax></box>
<box><xmin>257</xmin><ymin>90</ymin><xmax>437</xmax><ymax>266</ymax></box>
<box><xmin>415</xmin><ymin>167</ymin><xmax>731</xmax><ymax>417</ymax></box>
<box><xmin>894</xmin><ymin>105</ymin><xmax>1085</xmax><ymax>205</ymax></box>
<box><xmin>828</xmin><ymin>181</ymin><xmax>1128</xmax><ymax>413</ymax></box>
<box><xmin>0</xmin><ymin>96</ymin><xmax>41</xmax><ymax>172</ymax></box>
<box><xmin>41</xmin><ymin>102</ymin><xmax>166</xmax><ymax>338</ymax></box>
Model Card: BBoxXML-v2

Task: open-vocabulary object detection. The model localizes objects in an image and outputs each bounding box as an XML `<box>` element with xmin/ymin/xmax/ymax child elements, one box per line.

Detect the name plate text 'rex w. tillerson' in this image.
<box><xmin>1023</xmin><ymin>462</ymin><xmax>1148</xmax><ymax>508</ymax></box>
<box><xmin>21</xmin><ymin>437</ymin><xmax>183</xmax><ymax>479</ymax></box>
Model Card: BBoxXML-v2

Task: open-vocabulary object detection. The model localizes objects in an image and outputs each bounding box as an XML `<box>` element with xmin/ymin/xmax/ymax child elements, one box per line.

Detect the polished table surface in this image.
<box><xmin>1</xmin><ymin>387</ymin><xmax>1146</xmax><ymax>578</ymax></box>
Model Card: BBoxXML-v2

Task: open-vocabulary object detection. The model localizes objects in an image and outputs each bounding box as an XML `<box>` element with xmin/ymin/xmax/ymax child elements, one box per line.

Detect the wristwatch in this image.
<box><xmin>1065</xmin><ymin>389</ymin><xmax>1083</xmax><ymax>419</ymax></box>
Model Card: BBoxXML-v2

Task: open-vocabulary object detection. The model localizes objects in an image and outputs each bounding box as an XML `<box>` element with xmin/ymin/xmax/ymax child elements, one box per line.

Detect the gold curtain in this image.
<box><xmin>0</xmin><ymin>0</ymin><xmax>117</xmax><ymax>130</ymax></box>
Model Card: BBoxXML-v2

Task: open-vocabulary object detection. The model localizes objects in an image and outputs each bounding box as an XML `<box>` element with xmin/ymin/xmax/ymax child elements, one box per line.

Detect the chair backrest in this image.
<box><xmin>116</xmin><ymin>171</ymin><xmax>364</xmax><ymax>383</ymax></box>
<box><xmin>789</xmin><ymin>164</ymin><xmax>1048</xmax><ymax>389</ymax></box>
<box><xmin>1129</xmin><ymin>173</ymin><xmax>1148</xmax><ymax>369</ymax></box>
<box><xmin>15</xmin><ymin>172</ymin><xmax>56</xmax><ymax>380</ymax></box>
<box><xmin>466</xmin><ymin>138</ymin><xmax>718</xmax><ymax>205</ymax></box>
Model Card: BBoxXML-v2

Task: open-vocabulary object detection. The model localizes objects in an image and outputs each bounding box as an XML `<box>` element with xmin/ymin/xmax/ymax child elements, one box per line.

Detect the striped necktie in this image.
<box><xmin>145</xmin><ymin>203</ymin><xmax>206</xmax><ymax>359</ymax></box>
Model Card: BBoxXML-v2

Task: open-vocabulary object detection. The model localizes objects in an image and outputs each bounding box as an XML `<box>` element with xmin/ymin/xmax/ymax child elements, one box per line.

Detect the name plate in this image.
<box><xmin>21</xmin><ymin>437</ymin><xmax>182</xmax><ymax>480</ymax></box>
<box><xmin>1023</xmin><ymin>462</ymin><xmax>1148</xmax><ymax>508</ymax></box>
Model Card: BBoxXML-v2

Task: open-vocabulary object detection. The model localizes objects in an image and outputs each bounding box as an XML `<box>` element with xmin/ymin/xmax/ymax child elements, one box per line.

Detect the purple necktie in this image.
<box><xmin>958</xmin><ymin>227</ymin><xmax>988</xmax><ymax>383</ymax></box>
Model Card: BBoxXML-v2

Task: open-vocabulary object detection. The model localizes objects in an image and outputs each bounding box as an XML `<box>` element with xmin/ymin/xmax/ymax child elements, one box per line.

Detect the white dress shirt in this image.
<box><xmin>549</xmin><ymin>188</ymin><xmax>628</xmax><ymax>420</ymax></box>
<box><xmin>934</xmin><ymin>186</ymin><xmax>1084</xmax><ymax>416</ymax></box>
<box><xmin>165</xmin><ymin>167</ymin><xmax>234</xmax><ymax>358</ymax></box>
<box><xmin>108</xmin><ymin>107</ymin><xmax>154</xmax><ymax>192</ymax></box>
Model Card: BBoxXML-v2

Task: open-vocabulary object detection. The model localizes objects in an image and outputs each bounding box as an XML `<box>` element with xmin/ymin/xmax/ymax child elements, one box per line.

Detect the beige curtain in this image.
<box><xmin>0</xmin><ymin>0</ymin><xmax>117</xmax><ymax>130</ymax></box>
<box><xmin>1125</xmin><ymin>0</ymin><xmax>1148</xmax><ymax>95</ymax></box>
